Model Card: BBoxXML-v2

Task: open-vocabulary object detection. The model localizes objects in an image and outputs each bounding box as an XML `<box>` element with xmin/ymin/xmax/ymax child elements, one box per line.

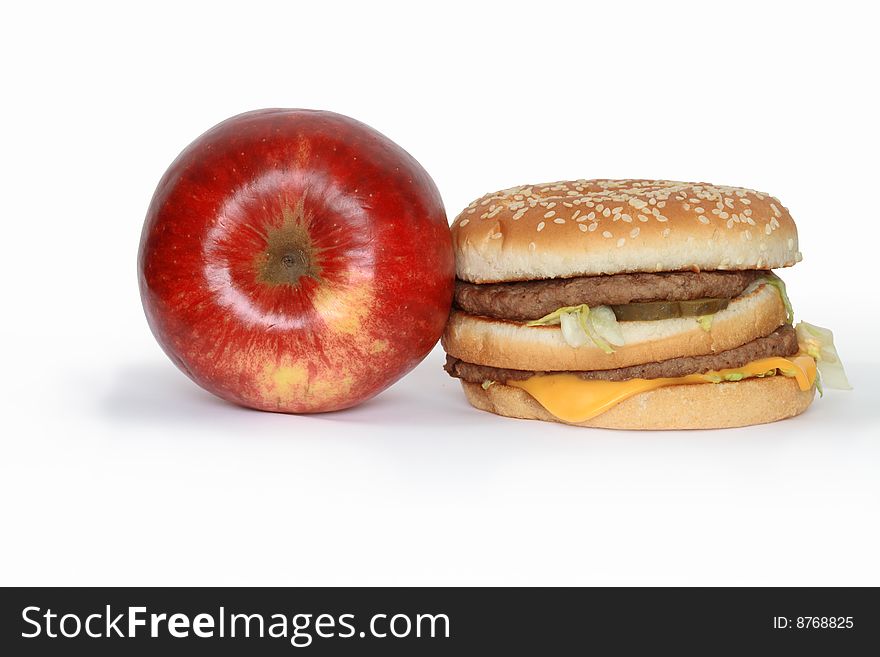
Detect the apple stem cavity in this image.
<box><xmin>257</xmin><ymin>202</ymin><xmax>322</xmax><ymax>287</ymax></box>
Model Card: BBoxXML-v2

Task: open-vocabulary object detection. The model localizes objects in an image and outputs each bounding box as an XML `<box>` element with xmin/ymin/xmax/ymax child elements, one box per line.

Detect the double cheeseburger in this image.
<box><xmin>442</xmin><ymin>179</ymin><xmax>849</xmax><ymax>430</ymax></box>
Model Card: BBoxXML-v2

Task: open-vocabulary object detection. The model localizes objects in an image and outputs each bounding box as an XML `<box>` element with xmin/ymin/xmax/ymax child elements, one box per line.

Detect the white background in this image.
<box><xmin>2</xmin><ymin>1</ymin><xmax>878</xmax><ymax>586</ymax></box>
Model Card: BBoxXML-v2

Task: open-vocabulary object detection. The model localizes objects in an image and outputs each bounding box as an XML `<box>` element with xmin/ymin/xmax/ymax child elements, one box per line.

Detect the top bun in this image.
<box><xmin>451</xmin><ymin>180</ymin><xmax>801</xmax><ymax>283</ymax></box>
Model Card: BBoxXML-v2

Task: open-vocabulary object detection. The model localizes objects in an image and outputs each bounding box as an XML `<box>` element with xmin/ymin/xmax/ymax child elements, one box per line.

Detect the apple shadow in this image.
<box><xmin>98</xmin><ymin>355</ymin><xmax>484</xmax><ymax>431</ymax></box>
<box><xmin>99</xmin><ymin>361</ymin><xmax>248</xmax><ymax>426</ymax></box>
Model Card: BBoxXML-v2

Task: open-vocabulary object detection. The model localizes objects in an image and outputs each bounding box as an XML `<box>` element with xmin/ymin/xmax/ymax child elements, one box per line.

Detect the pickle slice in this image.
<box><xmin>611</xmin><ymin>298</ymin><xmax>729</xmax><ymax>321</ymax></box>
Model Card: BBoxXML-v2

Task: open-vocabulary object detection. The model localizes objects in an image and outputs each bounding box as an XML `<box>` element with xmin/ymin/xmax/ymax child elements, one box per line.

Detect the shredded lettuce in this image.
<box><xmin>481</xmin><ymin>380</ymin><xmax>495</xmax><ymax>390</ymax></box>
<box><xmin>796</xmin><ymin>321</ymin><xmax>851</xmax><ymax>390</ymax></box>
<box><xmin>696</xmin><ymin>315</ymin><xmax>713</xmax><ymax>332</ymax></box>
<box><xmin>527</xmin><ymin>303</ymin><xmax>623</xmax><ymax>354</ymax></box>
<box><xmin>590</xmin><ymin>305</ymin><xmax>625</xmax><ymax>347</ymax></box>
<box><xmin>704</xmin><ymin>368</ymin><xmax>777</xmax><ymax>384</ymax></box>
<box><xmin>527</xmin><ymin>304</ymin><xmax>588</xmax><ymax>327</ymax></box>
<box><xmin>765</xmin><ymin>274</ymin><xmax>794</xmax><ymax>324</ymax></box>
<box><xmin>744</xmin><ymin>273</ymin><xmax>794</xmax><ymax>323</ymax></box>
<box><xmin>560</xmin><ymin>310</ymin><xmax>591</xmax><ymax>348</ymax></box>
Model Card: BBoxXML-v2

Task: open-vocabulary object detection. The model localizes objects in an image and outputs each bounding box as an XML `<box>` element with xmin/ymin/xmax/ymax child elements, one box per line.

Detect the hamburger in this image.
<box><xmin>442</xmin><ymin>180</ymin><xmax>849</xmax><ymax>429</ymax></box>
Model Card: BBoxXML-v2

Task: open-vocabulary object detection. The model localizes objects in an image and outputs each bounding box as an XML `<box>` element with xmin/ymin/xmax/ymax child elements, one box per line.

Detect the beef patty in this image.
<box><xmin>454</xmin><ymin>270</ymin><xmax>762</xmax><ymax>322</ymax></box>
<box><xmin>445</xmin><ymin>325</ymin><xmax>798</xmax><ymax>383</ymax></box>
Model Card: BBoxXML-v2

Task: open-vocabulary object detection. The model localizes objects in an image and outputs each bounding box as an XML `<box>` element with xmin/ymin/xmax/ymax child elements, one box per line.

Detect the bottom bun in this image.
<box><xmin>460</xmin><ymin>376</ymin><xmax>814</xmax><ymax>430</ymax></box>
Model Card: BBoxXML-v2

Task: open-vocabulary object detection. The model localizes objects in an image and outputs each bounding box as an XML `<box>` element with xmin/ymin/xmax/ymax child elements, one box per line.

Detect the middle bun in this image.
<box><xmin>442</xmin><ymin>283</ymin><xmax>786</xmax><ymax>371</ymax></box>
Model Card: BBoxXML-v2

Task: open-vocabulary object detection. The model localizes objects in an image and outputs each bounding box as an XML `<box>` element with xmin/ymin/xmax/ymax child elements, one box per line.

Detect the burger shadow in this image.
<box><xmin>98</xmin><ymin>359</ymin><xmax>880</xmax><ymax>443</ymax></box>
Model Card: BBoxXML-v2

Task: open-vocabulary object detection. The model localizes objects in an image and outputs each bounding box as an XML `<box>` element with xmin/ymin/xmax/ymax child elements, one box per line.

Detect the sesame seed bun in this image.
<box><xmin>452</xmin><ymin>180</ymin><xmax>801</xmax><ymax>283</ymax></box>
<box><xmin>460</xmin><ymin>375</ymin><xmax>815</xmax><ymax>430</ymax></box>
<box><xmin>443</xmin><ymin>283</ymin><xmax>786</xmax><ymax>371</ymax></box>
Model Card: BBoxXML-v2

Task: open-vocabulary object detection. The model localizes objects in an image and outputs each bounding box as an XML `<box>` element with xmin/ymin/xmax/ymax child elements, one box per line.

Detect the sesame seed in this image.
<box><xmin>459</xmin><ymin>219</ymin><xmax>470</xmax><ymax>227</ymax></box>
<box><xmin>616</xmin><ymin>238</ymin><xmax>626</xmax><ymax>247</ymax></box>
<box><xmin>553</xmin><ymin>218</ymin><xmax>565</xmax><ymax>224</ymax></box>
<box><xmin>529</xmin><ymin>242</ymin><xmax>536</xmax><ymax>252</ymax></box>
<box><xmin>572</xmin><ymin>209</ymin><xmax>582</xmax><ymax>220</ymax></box>
<box><xmin>467</xmin><ymin>208</ymin><xmax>476</xmax><ymax>214</ymax></box>
<box><xmin>765</xmin><ymin>224</ymin><xmax>772</xmax><ymax>235</ymax></box>
<box><xmin>588</xmin><ymin>223</ymin><xmax>598</xmax><ymax>232</ymax></box>
<box><xmin>602</xmin><ymin>230</ymin><xmax>613</xmax><ymax>238</ymax></box>
<box><xmin>537</xmin><ymin>222</ymin><xmax>545</xmax><ymax>232</ymax></box>
<box><xmin>490</xmin><ymin>232</ymin><xmax>502</xmax><ymax>240</ymax></box>
<box><xmin>694</xmin><ymin>207</ymin><xmax>705</xmax><ymax>214</ymax></box>
<box><xmin>544</xmin><ymin>210</ymin><xmax>556</xmax><ymax>218</ymax></box>
<box><xmin>698</xmin><ymin>215</ymin><xmax>710</xmax><ymax>224</ymax></box>
<box><xmin>603</xmin><ymin>208</ymin><xmax>611</xmax><ymax>217</ymax></box>
<box><xmin>578</xmin><ymin>224</ymin><xmax>588</xmax><ymax>232</ymax></box>
<box><xmin>638</xmin><ymin>214</ymin><xmax>649</xmax><ymax>222</ymax></box>
<box><xmin>630</xmin><ymin>227</ymin><xmax>640</xmax><ymax>238</ymax></box>
<box><xmin>547</xmin><ymin>202</ymin><xmax>557</xmax><ymax>209</ymax></box>
<box><xmin>587</xmin><ymin>211</ymin><xmax>596</xmax><ymax>220</ymax></box>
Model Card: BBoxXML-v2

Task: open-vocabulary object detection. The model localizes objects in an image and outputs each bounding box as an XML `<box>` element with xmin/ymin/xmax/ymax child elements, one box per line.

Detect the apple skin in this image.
<box><xmin>138</xmin><ymin>109</ymin><xmax>454</xmax><ymax>413</ymax></box>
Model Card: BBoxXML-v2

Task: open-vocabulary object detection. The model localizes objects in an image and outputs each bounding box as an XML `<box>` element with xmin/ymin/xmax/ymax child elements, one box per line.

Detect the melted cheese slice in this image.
<box><xmin>508</xmin><ymin>356</ymin><xmax>817</xmax><ymax>424</ymax></box>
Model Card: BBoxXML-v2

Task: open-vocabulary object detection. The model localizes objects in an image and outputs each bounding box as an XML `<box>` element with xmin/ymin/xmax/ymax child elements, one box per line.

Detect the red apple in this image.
<box><xmin>138</xmin><ymin>109</ymin><xmax>454</xmax><ymax>413</ymax></box>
